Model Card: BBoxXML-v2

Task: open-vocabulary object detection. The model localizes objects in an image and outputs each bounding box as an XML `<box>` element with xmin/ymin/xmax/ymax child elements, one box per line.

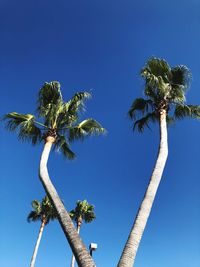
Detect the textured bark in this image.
<box><xmin>70</xmin><ymin>225</ymin><xmax>81</xmax><ymax>267</ymax></box>
<box><xmin>29</xmin><ymin>221</ymin><xmax>45</xmax><ymax>267</ymax></box>
<box><xmin>117</xmin><ymin>111</ymin><xmax>168</xmax><ymax>267</ymax></box>
<box><xmin>39</xmin><ymin>138</ymin><xmax>95</xmax><ymax>267</ymax></box>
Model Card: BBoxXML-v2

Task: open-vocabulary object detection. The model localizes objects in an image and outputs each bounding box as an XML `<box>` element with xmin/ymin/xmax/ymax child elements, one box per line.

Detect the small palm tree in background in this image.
<box><xmin>27</xmin><ymin>196</ymin><xmax>57</xmax><ymax>267</ymax></box>
<box><xmin>69</xmin><ymin>200</ymin><xmax>96</xmax><ymax>267</ymax></box>
<box><xmin>117</xmin><ymin>58</ymin><xmax>200</xmax><ymax>267</ymax></box>
<box><xmin>3</xmin><ymin>81</ymin><xmax>105</xmax><ymax>267</ymax></box>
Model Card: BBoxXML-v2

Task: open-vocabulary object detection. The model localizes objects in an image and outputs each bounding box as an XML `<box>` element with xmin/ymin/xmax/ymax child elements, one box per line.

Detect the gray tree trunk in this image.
<box><xmin>29</xmin><ymin>221</ymin><xmax>45</xmax><ymax>267</ymax></box>
<box><xmin>39</xmin><ymin>137</ymin><xmax>95</xmax><ymax>267</ymax></box>
<box><xmin>70</xmin><ymin>225</ymin><xmax>81</xmax><ymax>267</ymax></box>
<box><xmin>117</xmin><ymin>111</ymin><xmax>168</xmax><ymax>267</ymax></box>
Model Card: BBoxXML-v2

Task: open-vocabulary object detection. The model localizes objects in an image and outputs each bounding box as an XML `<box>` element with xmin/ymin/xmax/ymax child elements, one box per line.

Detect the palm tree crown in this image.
<box><xmin>69</xmin><ymin>200</ymin><xmax>96</xmax><ymax>227</ymax></box>
<box><xmin>129</xmin><ymin>57</ymin><xmax>200</xmax><ymax>131</ymax></box>
<box><xmin>27</xmin><ymin>196</ymin><xmax>57</xmax><ymax>225</ymax></box>
<box><xmin>3</xmin><ymin>81</ymin><xmax>105</xmax><ymax>159</ymax></box>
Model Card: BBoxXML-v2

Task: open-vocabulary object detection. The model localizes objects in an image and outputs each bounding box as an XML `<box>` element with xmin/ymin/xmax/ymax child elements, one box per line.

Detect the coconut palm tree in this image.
<box><xmin>27</xmin><ymin>196</ymin><xmax>57</xmax><ymax>267</ymax></box>
<box><xmin>3</xmin><ymin>81</ymin><xmax>105</xmax><ymax>267</ymax></box>
<box><xmin>69</xmin><ymin>200</ymin><xmax>96</xmax><ymax>267</ymax></box>
<box><xmin>117</xmin><ymin>58</ymin><xmax>200</xmax><ymax>267</ymax></box>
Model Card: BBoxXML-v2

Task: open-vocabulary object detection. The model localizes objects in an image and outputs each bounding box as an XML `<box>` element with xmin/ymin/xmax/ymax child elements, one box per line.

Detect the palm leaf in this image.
<box><xmin>129</xmin><ymin>98</ymin><xmax>153</xmax><ymax>119</ymax></box>
<box><xmin>84</xmin><ymin>207</ymin><xmax>96</xmax><ymax>223</ymax></box>
<box><xmin>43</xmin><ymin>101</ymin><xmax>64</xmax><ymax>129</ymax></box>
<box><xmin>84</xmin><ymin>213</ymin><xmax>96</xmax><ymax>223</ymax></box>
<box><xmin>37</xmin><ymin>81</ymin><xmax>63</xmax><ymax>118</ymax></box>
<box><xmin>69</xmin><ymin>119</ymin><xmax>105</xmax><ymax>142</ymax></box>
<box><xmin>27</xmin><ymin>211</ymin><xmax>41</xmax><ymax>222</ymax></box>
<box><xmin>169</xmin><ymin>85</ymin><xmax>186</xmax><ymax>103</ymax></box>
<box><xmin>174</xmin><ymin>104</ymin><xmax>200</xmax><ymax>119</ymax></box>
<box><xmin>53</xmin><ymin>104</ymin><xmax>70</xmax><ymax>129</ymax></box>
<box><xmin>170</xmin><ymin>65</ymin><xmax>191</xmax><ymax>91</ymax></box>
<box><xmin>45</xmin><ymin>92</ymin><xmax>91</xmax><ymax>130</ymax></box>
<box><xmin>4</xmin><ymin>112</ymin><xmax>34</xmax><ymax>130</ymax></box>
<box><xmin>54</xmin><ymin>134</ymin><xmax>76</xmax><ymax>159</ymax></box>
<box><xmin>32</xmin><ymin>200</ymin><xmax>41</xmax><ymax>211</ymax></box>
<box><xmin>133</xmin><ymin>112</ymin><xmax>157</xmax><ymax>132</ymax></box>
<box><xmin>141</xmin><ymin>58</ymin><xmax>171</xmax><ymax>82</ymax></box>
<box><xmin>144</xmin><ymin>84</ymin><xmax>157</xmax><ymax>99</ymax></box>
<box><xmin>54</xmin><ymin>92</ymin><xmax>90</xmax><ymax>129</ymax></box>
<box><xmin>3</xmin><ymin>112</ymin><xmax>42</xmax><ymax>145</ymax></box>
<box><xmin>65</xmin><ymin>92</ymin><xmax>91</xmax><ymax>120</ymax></box>
<box><xmin>141</xmin><ymin>58</ymin><xmax>172</xmax><ymax>100</ymax></box>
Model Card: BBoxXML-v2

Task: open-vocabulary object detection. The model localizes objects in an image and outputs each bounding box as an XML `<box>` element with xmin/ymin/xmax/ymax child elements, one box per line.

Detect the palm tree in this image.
<box><xmin>27</xmin><ymin>196</ymin><xmax>57</xmax><ymax>267</ymax></box>
<box><xmin>117</xmin><ymin>58</ymin><xmax>200</xmax><ymax>267</ymax></box>
<box><xmin>3</xmin><ymin>81</ymin><xmax>105</xmax><ymax>267</ymax></box>
<box><xmin>69</xmin><ymin>200</ymin><xmax>96</xmax><ymax>267</ymax></box>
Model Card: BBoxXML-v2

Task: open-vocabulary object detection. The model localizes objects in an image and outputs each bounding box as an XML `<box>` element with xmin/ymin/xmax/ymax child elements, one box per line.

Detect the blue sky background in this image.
<box><xmin>0</xmin><ymin>1</ymin><xmax>200</xmax><ymax>267</ymax></box>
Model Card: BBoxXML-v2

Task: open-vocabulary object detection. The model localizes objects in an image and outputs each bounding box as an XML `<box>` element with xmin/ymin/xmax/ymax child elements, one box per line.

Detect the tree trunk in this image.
<box><xmin>117</xmin><ymin>111</ymin><xmax>168</xmax><ymax>267</ymax></box>
<box><xmin>70</xmin><ymin>224</ymin><xmax>81</xmax><ymax>267</ymax></box>
<box><xmin>29</xmin><ymin>220</ymin><xmax>45</xmax><ymax>267</ymax></box>
<box><xmin>39</xmin><ymin>137</ymin><xmax>95</xmax><ymax>267</ymax></box>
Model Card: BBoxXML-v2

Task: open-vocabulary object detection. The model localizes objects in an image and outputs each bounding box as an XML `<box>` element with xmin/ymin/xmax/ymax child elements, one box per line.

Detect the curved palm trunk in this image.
<box><xmin>29</xmin><ymin>221</ymin><xmax>45</xmax><ymax>267</ymax></box>
<box><xmin>117</xmin><ymin>111</ymin><xmax>168</xmax><ymax>267</ymax></box>
<box><xmin>39</xmin><ymin>137</ymin><xmax>95</xmax><ymax>267</ymax></box>
<box><xmin>70</xmin><ymin>224</ymin><xmax>81</xmax><ymax>267</ymax></box>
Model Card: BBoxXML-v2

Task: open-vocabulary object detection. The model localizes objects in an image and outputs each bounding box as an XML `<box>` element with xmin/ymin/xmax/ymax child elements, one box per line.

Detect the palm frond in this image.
<box><xmin>170</xmin><ymin>65</ymin><xmax>191</xmax><ymax>91</ymax></box>
<box><xmin>169</xmin><ymin>85</ymin><xmax>186</xmax><ymax>104</ymax></box>
<box><xmin>65</xmin><ymin>92</ymin><xmax>91</xmax><ymax>121</ymax></box>
<box><xmin>53</xmin><ymin>104</ymin><xmax>70</xmax><ymax>129</ymax></box>
<box><xmin>144</xmin><ymin>85</ymin><xmax>157</xmax><ymax>99</ymax></box>
<box><xmin>141</xmin><ymin>58</ymin><xmax>171</xmax><ymax>82</ymax></box>
<box><xmin>27</xmin><ymin>211</ymin><xmax>41</xmax><ymax>222</ymax></box>
<box><xmin>42</xmin><ymin>101</ymin><xmax>64</xmax><ymax>128</ymax></box>
<box><xmin>4</xmin><ymin>112</ymin><xmax>34</xmax><ymax>131</ymax></box>
<box><xmin>32</xmin><ymin>200</ymin><xmax>41</xmax><ymax>211</ymax></box>
<box><xmin>54</xmin><ymin>92</ymin><xmax>90</xmax><ymax>129</ymax></box>
<box><xmin>84</xmin><ymin>208</ymin><xmax>96</xmax><ymax>223</ymax></box>
<box><xmin>69</xmin><ymin>119</ymin><xmax>105</xmax><ymax>142</ymax></box>
<box><xmin>3</xmin><ymin>112</ymin><xmax>42</xmax><ymax>145</ymax></box>
<box><xmin>133</xmin><ymin>112</ymin><xmax>158</xmax><ymax>132</ymax></box>
<box><xmin>45</xmin><ymin>92</ymin><xmax>91</xmax><ymax>130</ymax></box>
<box><xmin>37</xmin><ymin>81</ymin><xmax>63</xmax><ymax>118</ymax></box>
<box><xmin>174</xmin><ymin>104</ymin><xmax>200</xmax><ymax>119</ymax></box>
<box><xmin>54</xmin><ymin>134</ymin><xmax>76</xmax><ymax>160</ymax></box>
<box><xmin>128</xmin><ymin>98</ymin><xmax>153</xmax><ymax>119</ymax></box>
<box><xmin>141</xmin><ymin>58</ymin><xmax>172</xmax><ymax>100</ymax></box>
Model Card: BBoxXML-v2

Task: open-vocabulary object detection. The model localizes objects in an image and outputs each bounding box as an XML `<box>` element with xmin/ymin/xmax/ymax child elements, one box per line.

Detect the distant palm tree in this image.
<box><xmin>69</xmin><ymin>200</ymin><xmax>96</xmax><ymax>267</ymax></box>
<box><xmin>3</xmin><ymin>81</ymin><xmax>105</xmax><ymax>267</ymax></box>
<box><xmin>27</xmin><ymin>196</ymin><xmax>57</xmax><ymax>267</ymax></box>
<box><xmin>117</xmin><ymin>58</ymin><xmax>200</xmax><ymax>267</ymax></box>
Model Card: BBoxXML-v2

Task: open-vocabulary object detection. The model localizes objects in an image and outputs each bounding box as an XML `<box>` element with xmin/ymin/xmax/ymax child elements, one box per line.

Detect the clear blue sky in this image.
<box><xmin>0</xmin><ymin>1</ymin><xmax>200</xmax><ymax>267</ymax></box>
